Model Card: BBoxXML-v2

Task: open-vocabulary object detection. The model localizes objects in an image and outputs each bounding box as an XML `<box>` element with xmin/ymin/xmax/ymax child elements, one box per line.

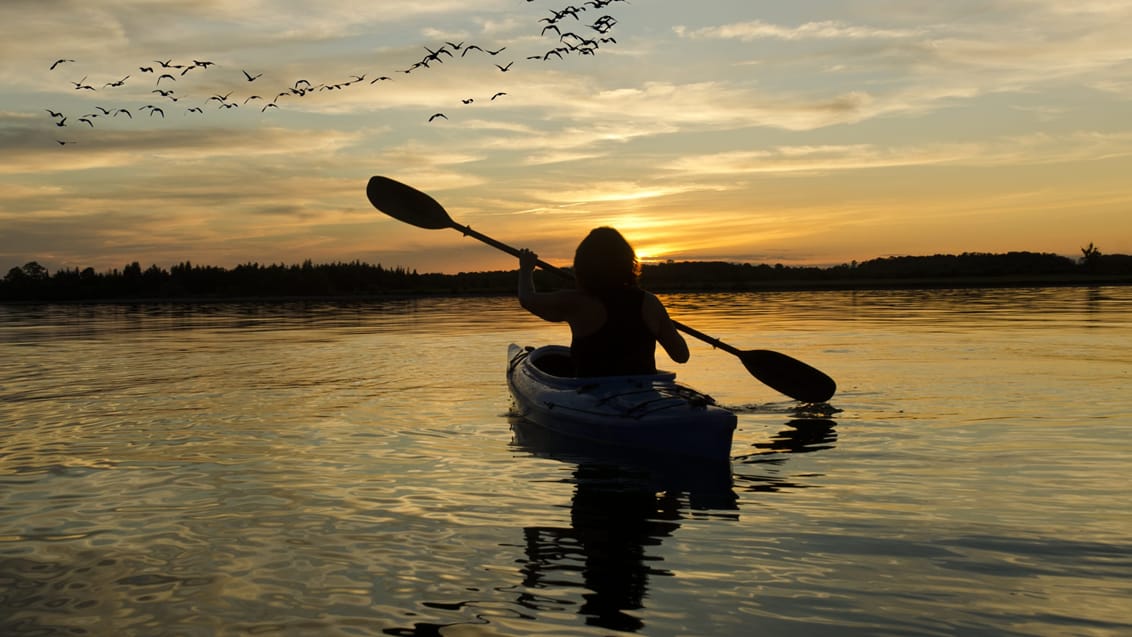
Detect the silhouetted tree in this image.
<box><xmin>1081</xmin><ymin>243</ymin><xmax>1102</xmax><ymax>273</ymax></box>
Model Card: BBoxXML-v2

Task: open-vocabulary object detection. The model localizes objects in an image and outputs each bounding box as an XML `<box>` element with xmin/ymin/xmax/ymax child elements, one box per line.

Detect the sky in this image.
<box><xmin>2</xmin><ymin>0</ymin><xmax>1130</xmax><ymax>276</ymax></box>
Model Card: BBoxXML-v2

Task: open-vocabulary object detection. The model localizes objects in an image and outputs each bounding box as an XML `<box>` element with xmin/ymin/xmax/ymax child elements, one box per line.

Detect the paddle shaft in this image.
<box><xmin>448</xmin><ymin>219</ymin><xmax>741</xmax><ymax>355</ymax></box>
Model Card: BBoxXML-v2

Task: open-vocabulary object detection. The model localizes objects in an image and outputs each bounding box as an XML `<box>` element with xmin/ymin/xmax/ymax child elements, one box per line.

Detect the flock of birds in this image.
<box><xmin>42</xmin><ymin>0</ymin><xmax>627</xmax><ymax>146</ymax></box>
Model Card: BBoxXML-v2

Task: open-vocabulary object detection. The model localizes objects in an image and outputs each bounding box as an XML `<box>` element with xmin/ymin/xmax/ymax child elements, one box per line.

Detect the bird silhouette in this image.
<box><xmin>56</xmin><ymin>139</ymin><xmax>76</xmax><ymax>145</ymax></box>
<box><xmin>36</xmin><ymin>3</ymin><xmax>626</xmax><ymax>142</ymax></box>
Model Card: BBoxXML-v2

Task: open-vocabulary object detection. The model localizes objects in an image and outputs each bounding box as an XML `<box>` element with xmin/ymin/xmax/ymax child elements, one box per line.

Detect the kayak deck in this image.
<box><xmin>506</xmin><ymin>344</ymin><xmax>737</xmax><ymax>460</ymax></box>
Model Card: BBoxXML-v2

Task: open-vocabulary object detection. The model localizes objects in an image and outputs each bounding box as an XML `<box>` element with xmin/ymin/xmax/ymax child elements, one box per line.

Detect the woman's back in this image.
<box><xmin>570</xmin><ymin>287</ymin><xmax>656</xmax><ymax>376</ymax></box>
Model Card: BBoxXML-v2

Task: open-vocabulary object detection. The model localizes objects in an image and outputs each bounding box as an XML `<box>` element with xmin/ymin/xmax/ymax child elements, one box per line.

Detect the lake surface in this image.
<box><xmin>2</xmin><ymin>287</ymin><xmax>1130</xmax><ymax>636</ymax></box>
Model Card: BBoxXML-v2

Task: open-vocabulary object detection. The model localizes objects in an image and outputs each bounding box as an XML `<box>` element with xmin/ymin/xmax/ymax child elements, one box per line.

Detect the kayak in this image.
<box><xmin>506</xmin><ymin>344</ymin><xmax>737</xmax><ymax>460</ymax></box>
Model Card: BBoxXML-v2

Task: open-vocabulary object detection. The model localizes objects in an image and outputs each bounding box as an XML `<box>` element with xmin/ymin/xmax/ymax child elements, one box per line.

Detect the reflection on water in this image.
<box><xmin>499</xmin><ymin>415</ymin><xmax>837</xmax><ymax>633</ymax></box>
<box><xmin>520</xmin><ymin>466</ymin><xmax>682</xmax><ymax>633</ymax></box>
<box><xmin>750</xmin><ymin>419</ymin><xmax>838</xmax><ymax>455</ymax></box>
<box><xmin>2</xmin><ymin>287</ymin><xmax>1131</xmax><ymax>636</ymax></box>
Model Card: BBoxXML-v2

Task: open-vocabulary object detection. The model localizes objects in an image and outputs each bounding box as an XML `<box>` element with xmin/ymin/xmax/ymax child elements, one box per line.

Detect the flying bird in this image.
<box><xmin>185</xmin><ymin>107</ymin><xmax>203</xmax><ymax>114</ymax></box>
<box><xmin>156</xmin><ymin>73</ymin><xmax>176</xmax><ymax>85</ymax></box>
<box><xmin>491</xmin><ymin>92</ymin><xmax>507</xmax><ymax>100</ymax></box>
<box><xmin>370</xmin><ymin>75</ymin><xmax>392</xmax><ymax>83</ymax></box>
<box><xmin>104</xmin><ymin>76</ymin><xmax>129</xmax><ymax>87</ymax></box>
<box><xmin>242</xmin><ymin>70</ymin><xmax>262</xmax><ymax>81</ymax></box>
<box><xmin>262</xmin><ymin>103</ymin><xmax>278</xmax><ymax>112</ymax></box>
<box><xmin>45</xmin><ymin>109</ymin><xmax>65</xmax><ymax>118</ymax></box>
<box><xmin>78</xmin><ymin>117</ymin><xmax>94</xmax><ymax>127</ymax></box>
<box><xmin>462</xmin><ymin>98</ymin><xmax>474</xmax><ymax>104</ymax></box>
<box><xmin>428</xmin><ymin>112</ymin><xmax>447</xmax><ymax>122</ymax></box>
<box><xmin>114</xmin><ymin>108</ymin><xmax>132</xmax><ymax>118</ymax></box>
<box><xmin>56</xmin><ymin>139</ymin><xmax>76</xmax><ymax>145</ymax></box>
<box><xmin>149</xmin><ymin>107</ymin><xmax>165</xmax><ymax>117</ymax></box>
<box><xmin>495</xmin><ymin>61</ymin><xmax>513</xmax><ymax>72</ymax></box>
<box><xmin>50</xmin><ymin>59</ymin><xmax>75</xmax><ymax>70</ymax></box>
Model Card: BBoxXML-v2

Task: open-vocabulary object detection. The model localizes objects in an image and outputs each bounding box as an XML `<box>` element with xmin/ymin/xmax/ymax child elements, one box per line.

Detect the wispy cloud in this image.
<box><xmin>674</xmin><ymin>20</ymin><xmax>921</xmax><ymax>42</ymax></box>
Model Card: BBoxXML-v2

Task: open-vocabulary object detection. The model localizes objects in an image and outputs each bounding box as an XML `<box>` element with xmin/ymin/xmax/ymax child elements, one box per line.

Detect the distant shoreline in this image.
<box><xmin>2</xmin><ymin>273</ymin><xmax>1128</xmax><ymax>306</ymax></box>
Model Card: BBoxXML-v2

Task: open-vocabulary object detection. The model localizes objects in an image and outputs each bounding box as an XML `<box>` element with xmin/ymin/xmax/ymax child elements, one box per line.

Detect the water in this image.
<box><xmin>1</xmin><ymin>287</ymin><xmax>1130</xmax><ymax>636</ymax></box>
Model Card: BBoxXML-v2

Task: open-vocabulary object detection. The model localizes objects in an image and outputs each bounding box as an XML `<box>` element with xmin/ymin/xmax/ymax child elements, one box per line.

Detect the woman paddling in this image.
<box><xmin>517</xmin><ymin>227</ymin><xmax>689</xmax><ymax>377</ymax></box>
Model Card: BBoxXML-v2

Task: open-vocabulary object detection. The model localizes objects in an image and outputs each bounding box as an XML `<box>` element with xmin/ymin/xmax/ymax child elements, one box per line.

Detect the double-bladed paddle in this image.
<box><xmin>366</xmin><ymin>175</ymin><xmax>837</xmax><ymax>403</ymax></box>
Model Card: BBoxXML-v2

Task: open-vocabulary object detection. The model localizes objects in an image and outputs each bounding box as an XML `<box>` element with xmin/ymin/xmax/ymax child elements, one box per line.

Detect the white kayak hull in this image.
<box><xmin>506</xmin><ymin>344</ymin><xmax>737</xmax><ymax>460</ymax></box>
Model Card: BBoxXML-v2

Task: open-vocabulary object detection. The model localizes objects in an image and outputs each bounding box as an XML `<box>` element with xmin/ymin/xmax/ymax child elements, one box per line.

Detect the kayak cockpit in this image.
<box><xmin>515</xmin><ymin>344</ymin><xmax>677</xmax><ymax>383</ymax></box>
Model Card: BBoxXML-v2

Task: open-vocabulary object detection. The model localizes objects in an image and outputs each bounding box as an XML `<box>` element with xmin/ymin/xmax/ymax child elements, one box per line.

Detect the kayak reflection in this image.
<box><xmin>509</xmin><ymin>415</ymin><xmax>839</xmax><ymax>632</ymax></box>
<box><xmin>509</xmin><ymin>417</ymin><xmax>735</xmax><ymax>632</ymax></box>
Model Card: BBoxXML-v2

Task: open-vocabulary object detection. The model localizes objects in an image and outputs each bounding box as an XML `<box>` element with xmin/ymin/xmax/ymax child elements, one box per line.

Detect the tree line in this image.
<box><xmin>2</xmin><ymin>247</ymin><xmax>1130</xmax><ymax>302</ymax></box>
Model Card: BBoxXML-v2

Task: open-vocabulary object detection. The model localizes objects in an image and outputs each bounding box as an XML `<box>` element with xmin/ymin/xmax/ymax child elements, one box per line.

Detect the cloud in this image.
<box><xmin>659</xmin><ymin>131</ymin><xmax>1132</xmax><ymax>178</ymax></box>
<box><xmin>674</xmin><ymin>20</ymin><xmax>921</xmax><ymax>42</ymax></box>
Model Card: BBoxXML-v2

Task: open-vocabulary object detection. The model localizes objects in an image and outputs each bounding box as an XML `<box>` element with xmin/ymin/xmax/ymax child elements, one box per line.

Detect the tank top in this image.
<box><xmin>570</xmin><ymin>287</ymin><xmax>657</xmax><ymax>377</ymax></box>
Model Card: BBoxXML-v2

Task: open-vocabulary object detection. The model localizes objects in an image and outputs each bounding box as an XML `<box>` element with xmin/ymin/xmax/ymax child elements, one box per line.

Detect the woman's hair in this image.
<box><xmin>573</xmin><ymin>227</ymin><xmax>640</xmax><ymax>292</ymax></box>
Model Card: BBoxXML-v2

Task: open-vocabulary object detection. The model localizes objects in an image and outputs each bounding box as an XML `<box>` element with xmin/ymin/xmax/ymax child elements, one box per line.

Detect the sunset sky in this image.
<box><xmin>2</xmin><ymin>0</ymin><xmax>1130</xmax><ymax>275</ymax></box>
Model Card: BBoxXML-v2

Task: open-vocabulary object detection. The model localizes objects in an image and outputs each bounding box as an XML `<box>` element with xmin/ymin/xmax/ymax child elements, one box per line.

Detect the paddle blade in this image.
<box><xmin>740</xmin><ymin>349</ymin><xmax>837</xmax><ymax>403</ymax></box>
<box><xmin>366</xmin><ymin>176</ymin><xmax>455</xmax><ymax>230</ymax></box>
